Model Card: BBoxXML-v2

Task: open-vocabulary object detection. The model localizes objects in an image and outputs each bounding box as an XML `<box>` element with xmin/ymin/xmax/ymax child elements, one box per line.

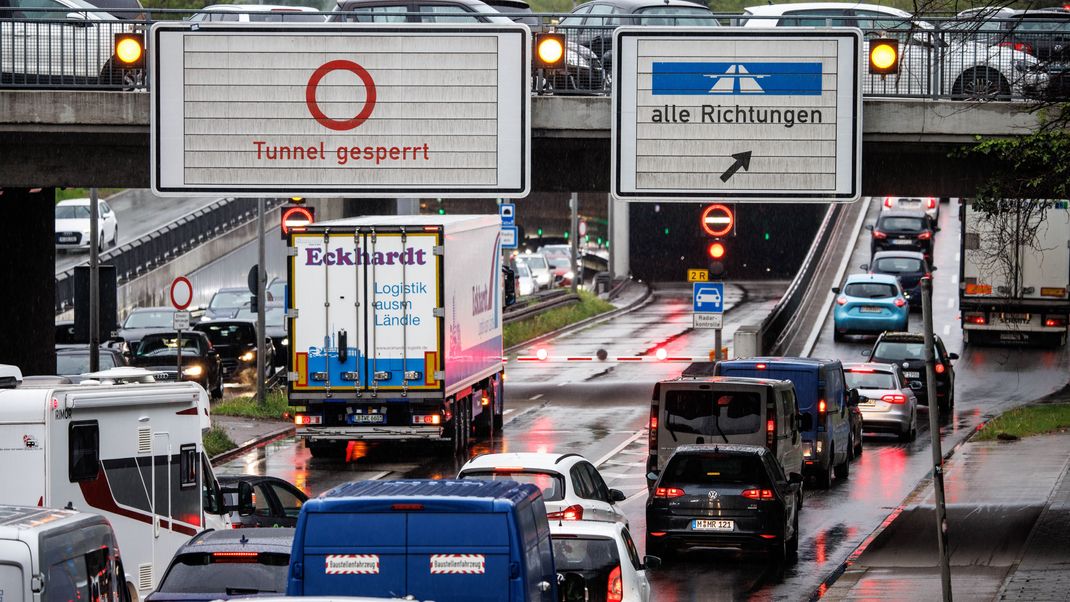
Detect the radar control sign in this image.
<box><xmin>612</xmin><ymin>28</ymin><xmax>862</xmax><ymax>203</ymax></box>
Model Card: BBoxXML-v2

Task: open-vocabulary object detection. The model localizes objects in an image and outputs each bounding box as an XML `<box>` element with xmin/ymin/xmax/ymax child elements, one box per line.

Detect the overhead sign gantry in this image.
<box><xmin>150</xmin><ymin>23</ymin><xmax>530</xmax><ymax>198</ymax></box>
<box><xmin>612</xmin><ymin>27</ymin><xmax>862</xmax><ymax>203</ymax></box>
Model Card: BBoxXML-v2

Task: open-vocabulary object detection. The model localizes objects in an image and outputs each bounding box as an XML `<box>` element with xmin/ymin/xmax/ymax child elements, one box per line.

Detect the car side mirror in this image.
<box><xmin>949</xmin><ymin>352</ymin><xmax>959</xmax><ymax>360</ymax></box>
<box><xmin>609</xmin><ymin>488</ymin><xmax>626</xmax><ymax>503</ymax></box>
<box><xmin>860</xmin><ymin>264</ymin><xmax>869</xmax><ymax>271</ymax></box>
<box><xmin>931</xmin><ymin>266</ymin><xmax>938</xmax><ymax>272</ymax></box>
<box><xmin>865</xmin><ymin>224</ymin><xmax>874</xmax><ymax>231</ymax></box>
<box><xmin>788</xmin><ymin>473</ymin><xmax>804</xmax><ymax>485</ymax></box>
<box><xmin>831</xmin><ymin>287</ymin><xmax>841</xmax><ymax>294</ymax></box>
<box><xmin>643</xmin><ymin>555</ymin><xmax>662</xmax><ymax>570</ymax></box>
<box><xmin>236</xmin><ymin>481</ymin><xmax>255</xmax><ymax>516</ymax></box>
<box><xmin>848</xmin><ymin>389</ymin><xmax>860</xmax><ymax>407</ymax></box>
<box><xmin>646</xmin><ymin>471</ymin><xmax>659</xmax><ymax>482</ymax></box>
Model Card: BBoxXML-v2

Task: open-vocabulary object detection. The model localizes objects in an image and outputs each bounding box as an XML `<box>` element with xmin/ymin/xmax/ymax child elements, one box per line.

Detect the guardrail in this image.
<box><xmin>1</xmin><ymin>9</ymin><xmax>1064</xmax><ymax>101</ymax></box>
<box><xmin>504</xmin><ymin>289</ymin><xmax>579</xmax><ymax>324</ymax></box>
<box><xmin>55</xmin><ymin>197</ymin><xmax>286</xmax><ymax>314</ymax></box>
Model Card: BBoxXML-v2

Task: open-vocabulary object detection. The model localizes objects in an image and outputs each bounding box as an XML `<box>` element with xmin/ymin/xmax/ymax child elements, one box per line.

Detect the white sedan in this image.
<box><xmin>55</xmin><ymin>198</ymin><xmax>119</xmax><ymax>252</ymax></box>
<box><xmin>551</xmin><ymin>520</ymin><xmax>654</xmax><ymax>602</ymax></box>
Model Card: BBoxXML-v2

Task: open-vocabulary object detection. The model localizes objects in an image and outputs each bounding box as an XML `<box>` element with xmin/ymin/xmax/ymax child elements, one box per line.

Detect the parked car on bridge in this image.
<box><xmin>189</xmin><ymin>4</ymin><xmax>325</xmax><ymax>22</ymax></box>
<box><xmin>55</xmin><ymin>197</ymin><xmax>118</xmax><ymax>252</ymax></box>
<box><xmin>843</xmin><ymin>362</ymin><xmax>918</xmax><ymax>442</ymax></box>
<box><xmin>741</xmin><ymin>2</ymin><xmax>1040</xmax><ymax>99</ymax></box>
<box><xmin>832</xmin><ymin>273</ymin><xmax>910</xmax><ymax>340</ymax></box>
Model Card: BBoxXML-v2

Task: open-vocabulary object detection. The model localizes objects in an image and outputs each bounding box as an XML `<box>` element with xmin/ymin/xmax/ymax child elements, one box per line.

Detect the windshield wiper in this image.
<box><xmin>712</xmin><ymin>416</ymin><xmax>730</xmax><ymax>444</ymax></box>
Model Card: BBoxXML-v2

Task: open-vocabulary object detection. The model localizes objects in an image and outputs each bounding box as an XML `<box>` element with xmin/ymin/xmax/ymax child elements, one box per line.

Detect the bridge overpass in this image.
<box><xmin>0</xmin><ymin>91</ymin><xmax>1044</xmax><ymax>196</ymax></box>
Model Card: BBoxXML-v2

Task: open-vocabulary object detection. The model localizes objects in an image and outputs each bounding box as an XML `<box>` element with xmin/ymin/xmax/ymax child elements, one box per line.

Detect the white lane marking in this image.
<box><xmin>947</xmin><ymin>297</ymin><xmax>955</xmax><ymax>308</ymax></box>
<box><xmin>529</xmin><ymin>394</ymin><xmax>543</xmax><ymax>401</ymax></box>
<box><xmin>367</xmin><ymin>471</ymin><xmax>392</xmax><ymax>481</ymax></box>
<box><xmin>623</xmin><ymin>488</ymin><xmax>649</xmax><ymax>503</ymax></box>
<box><xmin>955</xmin><ymin>251</ymin><xmax>960</xmax><ymax>262</ymax></box>
<box><xmin>594</xmin><ymin>429</ymin><xmax>648</xmax><ymax>468</ymax></box>
<box><xmin>503</xmin><ymin>409</ymin><xmax>515</xmax><ymax>415</ymax></box>
<box><xmin>557</xmin><ymin>381</ymin><xmax>569</xmax><ymax>387</ymax></box>
<box><xmin>943</xmin><ymin>325</ymin><xmax>951</xmax><ymax>336</ymax></box>
<box><xmin>802</xmin><ymin>197</ymin><xmax>872</xmax><ymax>356</ymax></box>
<box><xmin>599</xmin><ymin>471</ymin><xmax>647</xmax><ymax>480</ymax></box>
<box><xmin>951</xmin><ymin>274</ymin><xmax>958</xmax><ymax>285</ymax></box>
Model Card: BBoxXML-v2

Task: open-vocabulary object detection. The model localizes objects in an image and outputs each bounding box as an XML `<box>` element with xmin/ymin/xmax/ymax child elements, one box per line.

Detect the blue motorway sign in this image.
<box><xmin>693</xmin><ymin>282</ymin><xmax>724</xmax><ymax>313</ymax></box>
<box><xmin>499</xmin><ymin>202</ymin><xmax>516</xmax><ymax>224</ymax></box>
<box><xmin>652</xmin><ymin>62</ymin><xmax>823</xmax><ymax>96</ymax></box>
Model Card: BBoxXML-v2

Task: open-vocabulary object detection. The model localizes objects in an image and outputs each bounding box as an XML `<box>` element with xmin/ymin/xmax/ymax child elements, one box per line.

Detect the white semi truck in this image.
<box><xmin>959</xmin><ymin>199</ymin><xmax>1070</xmax><ymax>346</ymax></box>
<box><xmin>286</xmin><ymin>215</ymin><xmax>506</xmax><ymax>457</ymax></box>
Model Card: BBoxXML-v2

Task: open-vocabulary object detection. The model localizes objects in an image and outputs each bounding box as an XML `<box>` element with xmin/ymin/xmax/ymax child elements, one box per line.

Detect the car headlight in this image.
<box><xmin>182</xmin><ymin>365</ymin><xmax>204</xmax><ymax>377</ymax></box>
<box><xmin>240</xmin><ymin>351</ymin><xmax>255</xmax><ymax>362</ymax></box>
<box><xmin>281</xmin><ymin>337</ymin><xmax>289</xmax><ymax>347</ymax></box>
<box><xmin>564</xmin><ymin>271</ymin><xmax>574</xmax><ymax>280</ymax></box>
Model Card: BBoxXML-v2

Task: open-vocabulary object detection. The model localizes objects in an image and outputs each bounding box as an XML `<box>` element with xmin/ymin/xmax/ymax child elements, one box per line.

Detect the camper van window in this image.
<box><xmin>69</xmin><ymin>421</ymin><xmax>100</xmax><ymax>482</ymax></box>
<box><xmin>179</xmin><ymin>445</ymin><xmax>198</xmax><ymax>489</ymax></box>
<box><xmin>664</xmin><ymin>390</ymin><xmax>762</xmax><ymax>438</ymax></box>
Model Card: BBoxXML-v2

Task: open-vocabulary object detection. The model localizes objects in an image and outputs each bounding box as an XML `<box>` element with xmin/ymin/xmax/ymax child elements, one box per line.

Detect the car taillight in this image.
<box><xmin>650</xmin><ymin>405</ymin><xmax>659</xmax><ymax>449</ymax></box>
<box><xmin>918</xmin><ymin>231</ymin><xmax>932</xmax><ymax>240</ymax></box>
<box><xmin>881</xmin><ymin>394</ymin><xmax>907</xmax><ymax>404</ymax></box>
<box><xmin>294</xmin><ymin>414</ymin><xmax>321</xmax><ymax>425</ymax></box>
<box><xmin>547</xmin><ymin>504</ymin><xmax>584</xmax><ymax>520</ymax></box>
<box><xmin>872</xmin><ymin>230</ymin><xmax>887</xmax><ymax>240</ymax></box>
<box><xmin>818</xmin><ymin>399</ymin><xmax>826</xmax><ymax>414</ymax></box>
<box><xmin>837</xmin><ymin>296</ymin><xmax>847</xmax><ymax>306</ymax></box>
<box><xmin>998</xmin><ymin>41</ymin><xmax>1034</xmax><ymax>55</ymax></box>
<box><xmin>212</xmin><ymin>552</ymin><xmax>258</xmax><ymax>563</ymax></box>
<box><xmin>756</xmin><ymin>363</ymin><xmax>767</xmax><ymax>370</ymax></box>
<box><xmin>965</xmin><ymin>312</ymin><xmax>988</xmax><ymax>325</ymax></box>
<box><xmin>741</xmin><ymin>489</ymin><xmax>775</xmax><ymax>500</ymax></box>
<box><xmin>935</xmin><ymin>363</ymin><xmax>946</xmax><ymax>374</ymax></box>
<box><xmin>653</xmin><ymin>487</ymin><xmax>686</xmax><ymax>498</ymax></box>
<box><xmin>766</xmin><ymin>418</ymin><xmax>775</xmax><ymax>448</ymax></box>
<box><xmin>607</xmin><ymin>566</ymin><xmax>623</xmax><ymax>602</ymax></box>
<box><xmin>927</xmin><ymin>197</ymin><xmax>937</xmax><ymax>209</ymax></box>
<box><xmin>1045</xmin><ymin>317</ymin><xmax>1067</xmax><ymax>327</ymax></box>
<box><xmin>924</xmin><ymin>272</ymin><xmax>932</xmax><ymax>279</ymax></box>
<box><xmin>894</xmin><ymin>298</ymin><xmax>906</xmax><ymax>307</ymax></box>
<box><xmin>884</xmin><ymin>197</ymin><xmax>893</xmax><ymax>208</ymax></box>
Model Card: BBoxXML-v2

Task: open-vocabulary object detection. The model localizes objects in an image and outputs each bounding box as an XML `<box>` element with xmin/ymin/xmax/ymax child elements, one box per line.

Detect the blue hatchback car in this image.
<box><xmin>832</xmin><ymin>274</ymin><xmax>909</xmax><ymax>341</ymax></box>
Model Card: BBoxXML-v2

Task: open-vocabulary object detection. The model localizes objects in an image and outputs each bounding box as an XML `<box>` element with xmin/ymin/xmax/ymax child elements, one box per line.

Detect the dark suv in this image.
<box><xmin>646</xmin><ymin>444</ymin><xmax>802</xmax><ymax>563</ymax></box>
<box><xmin>147</xmin><ymin>528</ymin><xmax>293</xmax><ymax>602</ymax></box>
<box><xmin>867</xmin><ymin>332</ymin><xmax>958</xmax><ymax>412</ymax></box>
<box><xmin>868</xmin><ymin>210</ymin><xmax>934</xmax><ymax>259</ymax></box>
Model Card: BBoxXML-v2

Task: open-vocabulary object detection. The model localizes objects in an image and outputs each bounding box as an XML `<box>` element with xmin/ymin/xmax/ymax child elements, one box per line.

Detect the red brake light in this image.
<box><xmin>837</xmin><ymin>296</ymin><xmax>847</xmax><ymax>306</ymax></box>
<box><xmin>650</xmin><ymin>415</ymin><xmax>658</xmax><ymax>430</ymax></box>
<box><xmin>756</xmin><ymin>363</ymin><xmax>767</xmax><ymax>370</ymax></box>
<box><xmin>850</xmin><ymin>367</ymin><xmax>874</xmax><ymax>373</ymax></box>
<box><xmin>654</xmin><ymin>487</ymin><xmax>686</xmax><ymax>499</ymax></box>
<box><xmin>818</xmin><ymin>399</ymin><xmax>827</xmax><ymax>413</ymax></box>
<box><xmin>872</xmin><ymin>230</ymin><xmax>887</xmax><ymax>240</ymax></box>
<box><xmin>547</xmin><ymin>504</ymin><xmax>584</xmax><ymax>520</ymax></box>
<box><xmin>212</xmin><ymin>552</ymin><xmax>258</xmax><ymax>563</ymax></box>
<box><xmin>998</xmin><ymin>41</ymin><xmax>1034</xmax><ymax>55</ymax></box>
<box><xmin>918</xmin><ymin>231</ymin><xmax>932</xmax><ymax>241</ymax></box>
<box><xmin>607</xmin><ymin>565</ymin><xmax>623</xmax><ymax>602</ymax></box>
<box><xmin>881</xmin><ymin>394</ymin><xmax>907</xmax><ymax>404</ymax></box>
<box><xmin>884</xmin><ymin>197</ymin><xmax>893</xmax><ymax>208</ymax></box>
<box><xmin>895</xmin><ymin>298</ymin><xmax>906</xmax><ymax>307</ymax></box>
<box><xmin>965</xmin><ymin>313</ymin><xmax>987</xmax><ymax>325</ymax></box>
<box><xmin>492</xmin><ymin>467</ymin><xmax>525</xmax><ymax>473</ymax></box>
<box><xmin>741</xmin><ymin>489</ymin><xmax>775</xmax><ymax>500</ymax></box>
<box><xmin>935</xmin><ymin>363</ymin><xmax>946</xmax><ymax>374</ymax></box>
<box><xmin>1045</xmin><ymin>317</ymin><xmax>1067</xmax><ymax>327</ymax></box>
<box><xmin>767</xmin><ymin>419</ymin><xmax>775</xmax><ymax>433</ymax></box>
<box><xmin>927</xmin><ymin>197</ymin><xmax>937</xmax><ymax>209</ymax></box>
<box><xmin>392</xmin><ymin>503</ymin><xmax>424</xmax><ymax>511</ymax></box>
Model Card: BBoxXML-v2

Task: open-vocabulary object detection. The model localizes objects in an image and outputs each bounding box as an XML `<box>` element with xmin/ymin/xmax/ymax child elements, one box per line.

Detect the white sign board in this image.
<box><xmin>693</xmin><ymin>313</ymin><xmax>723</xmax><ymax>329</ymax></box>
<box><xmin>173</xmin><ymin>311</ymin><xmax>191</xmax><ymax>331</ymax></box>
<box><xmin>151</xmin><ymin>24</ymin><xmax>531</xmax><ymax>197</ymax></box>
<box><xmin>612</xmin><ymin>28</ymin><xmax>862</xmax><ymax>202</ymax></box>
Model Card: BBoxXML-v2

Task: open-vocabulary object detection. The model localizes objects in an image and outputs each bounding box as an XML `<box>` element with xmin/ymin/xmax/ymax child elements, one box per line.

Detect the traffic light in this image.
<box><xmin>114</xmin><ymin>33</ymin><xmax>144</xmax><ymax>69</ymax></box>
<box><xmin>534</xmin><ymin>33</ymin><xmax>566</xmax><ymax>71</ymax></box>
<box><xmin>281</xmin><ymin>205</ymin><xmax>315</xmax><ymax>239</ymax></box>
<box><xmin>708</xmin><ymin>242</ymin><xmax>727</xmax><ymax>277</ymax></box>
<box><xmin>869</xmin><ymin>38</ymin><xmax>899</xmax><ymax>75</ymax></box>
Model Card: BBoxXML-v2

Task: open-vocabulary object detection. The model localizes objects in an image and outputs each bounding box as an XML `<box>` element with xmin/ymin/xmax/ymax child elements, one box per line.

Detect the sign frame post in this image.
<box><xmin>170</xmin><ymin>277</ymin><xmax>193</xmax><ymax>384</ymax></box>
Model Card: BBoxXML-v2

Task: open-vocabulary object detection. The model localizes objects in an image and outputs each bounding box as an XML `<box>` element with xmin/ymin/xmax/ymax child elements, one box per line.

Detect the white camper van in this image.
<box><xmin>0</xmin><ymin>505</ymin><xmax>128</xmax><ymax>602</ymax></box>
<box><xmin>0</xmin><ymin>366</ymin><xmax>229</xmax><ymax>600</ymax></box>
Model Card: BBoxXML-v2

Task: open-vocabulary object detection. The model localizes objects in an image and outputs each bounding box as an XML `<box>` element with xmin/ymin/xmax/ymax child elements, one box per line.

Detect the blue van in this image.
<box><xmin>287</xmin><ymin>479</ymin><xmax>557</xmax><ymax>602</ymax></box>
<box><xmin>715</xmin><ymin>358</ymin><xmax>855</xmax><ymax>489</ymax></box>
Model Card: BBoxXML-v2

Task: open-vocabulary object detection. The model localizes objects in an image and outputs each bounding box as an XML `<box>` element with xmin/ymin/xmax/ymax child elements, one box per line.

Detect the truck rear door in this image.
<box><xmin>1021</xmin><ymin>202</ymin><xmax>1070</xmax><ymax>302</ymax></box>
<box><xmin>406</xmin><ymin>512</ymin><xmax>512</xmax><ymax>602</ymax></box>
<box><xmin>298</xmin><ymin>511</ymin><xmax>407</xmax><ymax>597</ymax></box>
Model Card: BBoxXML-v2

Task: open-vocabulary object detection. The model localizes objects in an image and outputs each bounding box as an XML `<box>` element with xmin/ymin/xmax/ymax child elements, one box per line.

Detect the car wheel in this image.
<box><xmin>847</xmin><ymin>433</ymin><xmax>856</xmax><ymax>461</ymax></box>
<box><xmin>787</xmin><ymin>512</ymin><xmax>800</xmax><ymax>558</ymax></box>
<box><xmin>898</xmin><ymin>421</ymin><xmax>914</xmax><ymax>442</ymax></box>
<box><xmin>833</xmin><ymin>330</ymin><xmax>844</xmax><ymax>342</ymax></box>
<box><xmin>211</xmin><ymin>379</ymin><xmax>223</xmax><ymax>400</ymax></box>
<box><xmin>834</xmin><ymin>445</ymin><xmax>850</xmax><ymax>480</ymax></box>
<box><xmin>816</xmin><ymin>450</ymin><xmax>834</xmax><ymax>490</ymax></box>
<box><xmin>646</xmin><ymin>537</ymin><xmax>667</xmax><ymax>561</ymax></box>
<box><xmin>769</xmin><ymin>537</ymin><xmax>788</xmax><ymax>566</ymax></box>
<box><xmin>952</xmin><ymin>67</ymin><xmax>1011</xmax><ymax>101</ymax></box>
<box><xmin>855</xmin><ymin>432</ymin><xmax>864</xmax><ymax>457</ymax></box>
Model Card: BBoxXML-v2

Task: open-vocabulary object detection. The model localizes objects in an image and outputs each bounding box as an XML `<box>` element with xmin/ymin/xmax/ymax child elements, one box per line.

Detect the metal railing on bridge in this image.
<box><xmin>1</xmin><ymin>8</ymin><xmax>1066</xmax><ymax>101</ymax></box>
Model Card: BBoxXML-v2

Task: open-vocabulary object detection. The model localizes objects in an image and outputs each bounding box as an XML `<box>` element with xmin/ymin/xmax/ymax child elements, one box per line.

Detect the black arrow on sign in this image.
<box><xmin>720</xmin><ymin>151</ymin><xmax>753</xmax><ymax>183</ymax></box>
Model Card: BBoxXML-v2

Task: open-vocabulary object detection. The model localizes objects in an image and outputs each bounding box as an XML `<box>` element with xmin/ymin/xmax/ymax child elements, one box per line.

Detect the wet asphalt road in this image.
<box><xmin>219</xmin><ymin>199</ymin><xmax>1069</xmax><ymax>600</ymax></box>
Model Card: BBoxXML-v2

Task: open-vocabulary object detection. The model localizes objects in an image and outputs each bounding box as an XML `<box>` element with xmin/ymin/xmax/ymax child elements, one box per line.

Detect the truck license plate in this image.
<box><xmin>346</xmin><ymin>414</ymin><xmax>385</xmax><ymax>425</ymax></box>
<box><xmin>692</xmin><ymin>519</ymin><xmax>733</xmax><ymax>531</ymax></box>
<box><xmin>904</xmin><ymin>371</ymin><xmax>921</xmax><ymax>378</ymax></box>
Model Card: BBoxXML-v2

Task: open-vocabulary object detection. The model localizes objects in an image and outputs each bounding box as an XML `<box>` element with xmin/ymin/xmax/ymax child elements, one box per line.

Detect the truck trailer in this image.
<box><xmin>959</xmin><ymin>199</ymin><xmax>1070</xmax><ymax>346</ymax></box>
<box><xmin>287</xmin><ymin>215</ymin><xmax>505</xmax><ymax>457</ymax></box>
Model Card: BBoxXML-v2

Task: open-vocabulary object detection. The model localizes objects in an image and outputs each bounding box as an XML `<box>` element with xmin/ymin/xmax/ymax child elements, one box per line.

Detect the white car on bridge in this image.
<box><xmin>54</xmin><ymin>197</ymin><xmax>118</xmax><ymax>252</ymax></box>
<box><xmin>741</xmin><ymin>2</ymin><xmax>1042</xmax><ymax>99</ymax></box>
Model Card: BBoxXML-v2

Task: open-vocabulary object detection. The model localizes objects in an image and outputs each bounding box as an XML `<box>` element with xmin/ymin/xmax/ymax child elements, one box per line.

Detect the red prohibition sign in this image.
<box><xmin>701</xmin><ymin>204</ymin><xmax>734</xmax><ymax>237</ymax></box>
<box><xmin>305</xmin><ymin>59</ymin><xmax>377</xmax><ymax>131</ymax></box>
<box><xmin>170</xmin><ymin>276</ymin><xmax>193</xmax><ymax>311</ymax></box>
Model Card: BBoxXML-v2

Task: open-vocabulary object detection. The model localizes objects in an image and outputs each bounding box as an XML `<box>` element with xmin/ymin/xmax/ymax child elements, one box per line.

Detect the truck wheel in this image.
<box><xmin>308</xmin><ymin>441</ymin><xmax>343</xmax><ymax>459</ymax></box>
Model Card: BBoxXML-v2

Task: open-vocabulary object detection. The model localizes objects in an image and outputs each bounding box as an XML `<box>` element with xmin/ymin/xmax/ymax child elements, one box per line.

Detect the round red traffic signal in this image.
<box><xmin>708</xmin><ymin>242</ymin><xmax>726</xmax><ymax>259</ymax></box>
<box><xmin>701</xmin><ymin>204</ymin><xmax>734</xmax><ymax>237</ymax></box>
<box><xmin>281</xmin><ymin>206</ymin><xmax>314</xmax><ymax>235</ymax></box>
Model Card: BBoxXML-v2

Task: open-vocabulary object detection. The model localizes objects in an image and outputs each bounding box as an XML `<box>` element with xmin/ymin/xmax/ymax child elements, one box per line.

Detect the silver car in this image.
<box><xmin>518</xmin><ymin>253</ymin><xmax>553</xmax><ymax>290</ymax></box>
<box><xmin>843</xmin><ymin>362</ymin><xmax>918</xmax><ymax>442</ymax></box>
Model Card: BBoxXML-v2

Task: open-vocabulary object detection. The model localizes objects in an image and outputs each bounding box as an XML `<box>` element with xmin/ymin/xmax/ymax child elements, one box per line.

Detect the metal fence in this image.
<box><xmin>1</xmin><ymin>8</ymin><xmax>1065</xmax><ymax>100</ymax></box>
<box><xmin>55</xmin><ymin>197</ymin><xmax>286</xmax><ymax>314</ymax></box>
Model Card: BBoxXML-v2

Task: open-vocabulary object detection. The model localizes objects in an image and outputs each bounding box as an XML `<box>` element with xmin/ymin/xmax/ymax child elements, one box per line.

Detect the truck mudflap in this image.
<box><xmin>299</xmin><ymin>426</ymin><xmax>446</xmax><ymax>442</ymax></box>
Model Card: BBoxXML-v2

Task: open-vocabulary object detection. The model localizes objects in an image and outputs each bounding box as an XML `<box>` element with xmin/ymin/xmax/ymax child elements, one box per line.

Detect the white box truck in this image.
<box><xmin>960</xmin><ymin>199</ymin><xmax>1070</xmax><ymax>346</ymax></box>
<box><xmin>0</xmin><ymin>366</ymin><xmax>231</xmax><ymax>600</ymax></box>
<box><xmin>287</xmin><ymin>215</ymin><xmax>505</xmax><ymax>457</ymax></box>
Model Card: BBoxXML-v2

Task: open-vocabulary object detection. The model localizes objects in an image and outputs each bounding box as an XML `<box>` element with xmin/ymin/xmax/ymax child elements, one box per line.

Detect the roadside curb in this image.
<box><xmin>504</xmin><ymin>282</ymin><xmax>654</xmax><ymax>354</ymax></box>
<box><xmin>210</xmin><ymin>422</ymin><xmax>295</xmax><ymax>466</ymax></box>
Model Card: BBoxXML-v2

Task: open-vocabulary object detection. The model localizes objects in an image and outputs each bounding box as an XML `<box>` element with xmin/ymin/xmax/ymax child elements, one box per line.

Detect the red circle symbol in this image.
<box><xmin>170</xmin><ymin>276</ymin><xmax>193</xmax><ymax>310</ymax></box>
<box><xmin>282</xmin><ymin>206</ymin><xmax>315</xmax><ymax>235</ymax></box>
<box><xmin>305</xmin><ymin>60</ymin><xmax>377</xmax><ymax>131</ymax></box>
<box><xmin>701</xmin><ymin>204</ymin><xmax>734</xmax><ymax>237</ymax></box>
<box><xmin>708</xmin><ymin>242</ymin><xmax>726</xmax><ymax>259</ymax></box>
